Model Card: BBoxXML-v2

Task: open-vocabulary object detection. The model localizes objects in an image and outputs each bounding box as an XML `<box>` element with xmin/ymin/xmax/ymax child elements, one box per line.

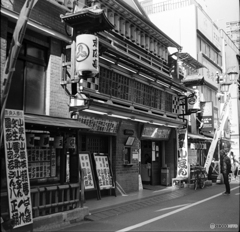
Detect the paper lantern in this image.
<box><xmin>54</xmin><ymin>136</ymin><xmax>63</xmax><ymax>148</ymax></box>
<box><xmin>190</xmin><ymin>143</ymin><xmax>195</xmax><ymax>150</ymax></box>
<box><xmin>76</xmin><ymin>34</ymin><xmax>99</xmax><ymax>75</ymax></box>
<box><xmin>40</xmin><ymin>134</ymin><xmax>50</xmax><ymax>147</ymax></box>
<box><xmin>66</xmin><ymin>137</ymin><xmax>76</xmax><ymax>149</ymax></box>
<box><xmin>26</xmin><ymin>134</ymin><xmax>35</xmax><ymax>147</ymax></box>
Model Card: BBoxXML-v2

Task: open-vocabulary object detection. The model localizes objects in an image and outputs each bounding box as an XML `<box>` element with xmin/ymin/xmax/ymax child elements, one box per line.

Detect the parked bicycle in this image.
<box><xmin>190</xmin><ymin>165</ymin><xmax>208</xmax><ymax>190</ymax></box>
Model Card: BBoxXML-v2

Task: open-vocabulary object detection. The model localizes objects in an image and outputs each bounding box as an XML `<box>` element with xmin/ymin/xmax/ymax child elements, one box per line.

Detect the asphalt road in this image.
<box><xmin>56</xmin><ymin>181</ymin><xmax>239</xmax><ymax>232</ymax></box>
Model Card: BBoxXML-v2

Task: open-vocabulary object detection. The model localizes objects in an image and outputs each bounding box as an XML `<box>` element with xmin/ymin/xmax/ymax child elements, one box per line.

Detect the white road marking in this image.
<box><xmin>235</xmin><ymin>193</ymin><xmax>240</xmax><ymax>195</ymax></box>
<box><xmin>155</xmin><ymin>204</ymin><xmax>190</xmax><ymax>212</ymax></box>
<box><xmin>115</xmin><ymin>186</ymin><xmax>240</xmax><ymax>232</ymax></box>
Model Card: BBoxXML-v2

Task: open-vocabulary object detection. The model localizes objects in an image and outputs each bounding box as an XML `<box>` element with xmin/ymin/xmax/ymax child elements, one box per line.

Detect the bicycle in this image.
<box><xmin>190</xmin><ymin>166</ymin><xmax>207</xmax><ymax>190</ymax></box>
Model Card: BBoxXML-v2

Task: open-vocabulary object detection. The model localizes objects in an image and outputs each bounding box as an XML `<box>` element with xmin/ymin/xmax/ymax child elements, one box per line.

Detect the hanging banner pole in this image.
<box><xmin>0</xmin><ymin>0</ymin><xmax>38</xmax><ymax>148</ymax></box>
<box><xmin>204</xmin><ymin>85</ymin><xmax>232</xmax><ymax>173</ymax></box>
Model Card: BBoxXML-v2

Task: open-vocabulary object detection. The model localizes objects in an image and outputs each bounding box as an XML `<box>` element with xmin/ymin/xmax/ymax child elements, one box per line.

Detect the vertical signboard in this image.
<box><xmin>176</xmin><ymin>128</ymin><xmax>189</xmax><ymax>178</ymax></box>
<box><xmin>3</xmin><ymin>109</ymin><xmax>33</xmax><ymax>228</ymax></box>
<box><xmin>200</xmin><ymin>101</ymin><xmax>214</xmax><ymax>131</ymax></box>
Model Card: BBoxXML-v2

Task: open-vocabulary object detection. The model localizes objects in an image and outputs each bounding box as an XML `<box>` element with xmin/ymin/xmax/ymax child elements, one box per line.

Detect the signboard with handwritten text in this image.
<box><xmin>141</xmin><ymin>125</ymin><xmax>171</xmax><ymax>140</ymax></box>
<box><xmin>3</xmin><ymin>109</ymin><xmax>33</xmax><ymax>228</ymax></box>
<box><xmin>79</xmin><ymin>152</ymin><xmax>95</xmax><ymax>190</ymax></box>
<box><xmin>93</xmin><ymin>154</ymin><xmax>114</xmax><ymax>190</ymax></box>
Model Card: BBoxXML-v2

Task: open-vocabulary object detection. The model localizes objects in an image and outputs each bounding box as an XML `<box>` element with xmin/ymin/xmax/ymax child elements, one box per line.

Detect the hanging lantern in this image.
<box><xmin>40</xmin><ymin>134</ymin><xmax>50</xmax><ymax>147</ymax></box>
<box><xmin>76</xmin><ymin>34</ymin><xmax>99</xmax><ymax>76</ymax></box>
<box><xmin>54</xmin><ymin>136</ymin><xmax>63</xmax><ymax>148</ymax></box>
<box><xmin>26</xmin><ymin>134</ymin><xmax>35</xmax><ymax>147</ymax></box>
<box><xmin>66</xmin><ymin>137</ymin><xmax>76</xmax><ymax>149</ymax></box>
<box><xmin>190</xmin><ymin>143</ymin><xmax>195</xmax><ymax>150</ymax></box>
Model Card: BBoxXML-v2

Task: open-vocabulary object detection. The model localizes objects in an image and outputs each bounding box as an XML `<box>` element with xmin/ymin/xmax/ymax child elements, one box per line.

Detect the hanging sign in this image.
<box><xmin>187</xmin><ymin>89</ymin><xmax>200</xmax><ymax>113</ymax></box>
<box><xmin>200</xmin><ymin>101</ymin><xmax>214</xmax><ymax>131</ymax></box>
<box><xmin>176</xmin><ymin>128</ymin><xmax>189</xmax><ymax>178</ymax></box>
<box><xmin>3</xmin><ymin>109</ymin><xmax>33</xmax><ymax>228</ymax></box>
<box><xmin>76</xmin><ymin>34</ymin><xmax>99</xmax><ymax>75</ymax></box>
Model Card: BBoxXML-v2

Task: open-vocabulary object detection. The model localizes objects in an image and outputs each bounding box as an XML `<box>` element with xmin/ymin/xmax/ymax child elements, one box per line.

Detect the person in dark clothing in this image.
<box><xmin>220</xmin><ymin>149</ymin><xmax>232</xmax><ymax>195</ymax></box>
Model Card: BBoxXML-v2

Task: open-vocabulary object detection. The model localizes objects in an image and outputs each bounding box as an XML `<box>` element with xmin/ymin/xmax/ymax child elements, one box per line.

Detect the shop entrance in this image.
<box><xmin>141</xmin><ymin>140</ymin><xmax>162</xmax><ymax>185</ymax></box>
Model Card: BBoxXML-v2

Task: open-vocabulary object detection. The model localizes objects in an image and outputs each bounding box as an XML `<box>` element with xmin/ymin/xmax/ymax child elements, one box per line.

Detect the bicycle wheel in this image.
<box><xmin>200</xmin><ymin>179</ymin><xmax>205</xmax><ymax>189</ymax></box>
<box><xmin>194</xmin><ymin>180</ymin><xmax>198</xmax><ymax>190</ymax></box>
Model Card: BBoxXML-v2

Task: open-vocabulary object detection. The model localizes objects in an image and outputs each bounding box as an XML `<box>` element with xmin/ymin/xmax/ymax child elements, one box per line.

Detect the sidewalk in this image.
<box><xmin>84</xmin><ymin>185</ymin><xmax>197</xmax><ymax>221</ymax></box>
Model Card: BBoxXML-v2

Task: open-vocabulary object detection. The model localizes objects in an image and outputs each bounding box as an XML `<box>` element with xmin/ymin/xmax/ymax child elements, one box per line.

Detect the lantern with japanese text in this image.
<box><xmin>54</xmin><ymin>136</ymin><xmax>63</xmax><ymax>148</ymax></box>
<box><xmin>40</xmin><ymin>134</ymin><xmax>50</xmax><ymax>147</ymax></box>
<box><xmin>26</xmin><ymin>134</ymin><xmax>35</xmax><ymax>147</ymax></box>
<box><xmin>76</xmin><ymin>34</ymin><xmax>99</xmax><ymax>76</ymax></box>
<box><xmin>66</xmin><ymin>137</ymin><xmax>76</xmax><ymax>149</ymax></box>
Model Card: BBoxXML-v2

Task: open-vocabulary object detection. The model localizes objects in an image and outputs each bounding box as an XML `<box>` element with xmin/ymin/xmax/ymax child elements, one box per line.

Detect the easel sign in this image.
<box><xmin>92</xmin><ymin>153</ymin><xmax>116</xmax><ymax>198</ymax></box>
<box><xmin>79</xmin><ymin>152</ymin><xmax>97</xmax><ymax>191</ymax></box>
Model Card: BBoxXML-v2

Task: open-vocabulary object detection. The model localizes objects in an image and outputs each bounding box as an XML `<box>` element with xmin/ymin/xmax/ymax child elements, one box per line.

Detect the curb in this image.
<box><xmin>84</xmin><ymin>187</ymin><xmax>193</xmax><ymax>221</ymax></box>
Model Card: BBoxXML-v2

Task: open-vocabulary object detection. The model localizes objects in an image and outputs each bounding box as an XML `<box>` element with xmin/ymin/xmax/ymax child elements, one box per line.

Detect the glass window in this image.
<box><xmin>197</xmin><ymin>37</ymin><xmax>201</xmax><ymax>52</ymax></box>
<box><xmin>6</xmin><ymin>60</ymin><xmax>25</xmax><ymax>110</ymax></box>
<box><xmin>25</xmin><ymin>62</ymin><xmax>46</xmax><ymax>114</ymax></box>
<box><xmin>27</xmin><ymin>44</ymin><xmax>45</xmax><ymax>60</ymax></box>
<box><xmin>6</xmin><ymin>36</ymin><xmax>47</xmax><ymax>114</ymax></box>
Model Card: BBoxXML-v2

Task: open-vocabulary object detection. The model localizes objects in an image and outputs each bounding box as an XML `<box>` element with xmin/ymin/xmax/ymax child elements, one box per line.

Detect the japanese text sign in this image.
<box><xmin>3</xmin><ymin>109</ymin><xmax>33</xmax><ymax>228</ymax></box>
<box><xmin>176</xmin><ymin>129</ymin><xmax>189</xmax><ymax>178</ymax></box>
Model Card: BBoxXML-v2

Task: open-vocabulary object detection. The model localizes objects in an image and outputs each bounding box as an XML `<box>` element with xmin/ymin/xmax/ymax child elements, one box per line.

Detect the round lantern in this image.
<box><xmin>76</xmin><ymin>34</ymin><xmax>99</xmax><ymax>75</ymax></box>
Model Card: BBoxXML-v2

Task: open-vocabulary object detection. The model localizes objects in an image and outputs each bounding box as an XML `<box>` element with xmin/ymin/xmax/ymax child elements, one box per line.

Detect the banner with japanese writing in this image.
<box><xmin>176</xmin><ymin>128</ymin><xmax>189</xmax><ymax>178</ymax></box>
<box><xmin>3</xmin><ymin>109</ymin><xmax>33</xmax><ymax>228</ymax></box>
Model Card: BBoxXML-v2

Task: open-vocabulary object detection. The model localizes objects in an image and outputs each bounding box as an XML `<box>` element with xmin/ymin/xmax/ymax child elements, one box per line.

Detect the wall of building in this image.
<box><xmin>115</xmin><ymin>120</ymin><xmax>140</xmax><ymax>194</ymax></box>
<box><xmin>148</xmin><ymin>4</ymin><xmax>197</xmax><ymax>57</ymax></box>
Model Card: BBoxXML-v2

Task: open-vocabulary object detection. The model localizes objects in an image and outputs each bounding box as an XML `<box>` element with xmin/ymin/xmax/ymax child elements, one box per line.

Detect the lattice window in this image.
<box><xmin>165</xmin><ymin>92</ymin><xmax>173</xmax><ymax>112</ymax></box>
<box><xmin>99</xmin><ymin>67</ymin><xmax>172</xmax><ymax>112</ymax></box>
<box><xmin>86</xmin><ymin>136</ymin><xmax>108</xmax><ymax>154</ymax></box>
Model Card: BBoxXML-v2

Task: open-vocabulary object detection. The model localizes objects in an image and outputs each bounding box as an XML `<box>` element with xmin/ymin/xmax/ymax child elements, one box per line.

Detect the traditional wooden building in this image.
<box><xmin>0</xmin><ymin>0</ymin><xmax>190</xmax><ymax>226</ymax></box>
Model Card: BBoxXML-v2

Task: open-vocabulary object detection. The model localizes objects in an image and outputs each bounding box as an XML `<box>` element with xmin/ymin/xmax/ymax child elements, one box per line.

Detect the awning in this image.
<box><xmin>182</xmin><ymin>74</ymin><xmax>205</xmax><ymax>87</ymax></box>
<box><xmin>188</xmin><ymin>133</ymin><xmax>212</xmax><ymax>141</ymax></box>
<box><xmin>177</xmin><ymin>52</ymin><xmax>205</xmax><ymax>69</ymax></box>
<box><xmin>25</xmin><ymin>114</ymin><xmax>90</xmax><ymax>130</ymax></box>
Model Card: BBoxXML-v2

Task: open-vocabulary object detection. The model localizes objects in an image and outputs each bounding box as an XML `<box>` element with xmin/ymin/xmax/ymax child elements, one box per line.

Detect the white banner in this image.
<box><xmin>177</xmin><ymin>128</ymin><xmax>189</xmax><ymax>178</ymax></box>
<box><xmin>3</xmin><ymin>109</ymin><xmax>33</xmax><ymax>228</ymax></box>
<box><xmin>204</xmin><ymin>87</ymin><xmax>232</xmax><ymax>173</ymax></box>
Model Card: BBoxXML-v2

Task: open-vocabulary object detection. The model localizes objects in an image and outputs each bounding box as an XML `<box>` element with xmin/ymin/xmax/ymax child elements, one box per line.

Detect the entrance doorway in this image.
<box><xmin>141</xmin><ymin>140</ymin><xmax>162</xmax><ymax>185</ymax></box>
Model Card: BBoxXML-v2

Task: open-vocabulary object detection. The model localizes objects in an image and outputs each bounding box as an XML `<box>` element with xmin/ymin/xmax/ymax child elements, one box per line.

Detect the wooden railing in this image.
<box><xmin>1</xmin><ymin>183</ymin><xmax>80</xmax><ymax>219</ymax></box>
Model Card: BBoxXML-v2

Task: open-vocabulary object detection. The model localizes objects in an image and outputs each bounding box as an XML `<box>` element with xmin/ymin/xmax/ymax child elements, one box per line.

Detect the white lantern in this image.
<box><xmin>76</xmin><ymin>34</ymin><xmax>99</xmax><ymax>75</ymax></box>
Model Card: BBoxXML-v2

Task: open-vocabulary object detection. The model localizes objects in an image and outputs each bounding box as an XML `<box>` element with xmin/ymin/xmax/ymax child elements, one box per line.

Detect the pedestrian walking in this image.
<box><xmin>220</xmin><ymin>149</ymin><xmax>232</xmax><ymax>195</ymax></box>
<box><xmin>229</xmin><ymin>151</ymin><xmax>239</xmax><ymax>180</ymax></box>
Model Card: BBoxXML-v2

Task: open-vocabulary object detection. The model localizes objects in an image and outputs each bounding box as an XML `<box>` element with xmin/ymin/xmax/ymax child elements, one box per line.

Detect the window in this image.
<box><xmin>6</xmin><ymin>36</ymin><xmax>47</xmax><ymax>114</ymax></box>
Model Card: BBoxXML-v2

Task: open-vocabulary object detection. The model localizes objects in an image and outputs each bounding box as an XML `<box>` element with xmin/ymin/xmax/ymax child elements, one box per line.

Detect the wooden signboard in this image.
<box><xmin>79</xmin><ymin>152</ymin><xmax>99</xmax><ymax>199</ymax></box>
<box><xmin>92</xmin><ymin>153</ymin><xmax>116</xmax><ymax>198</ymax></box>
<box><xmin>3</xmin><ymin>109</ymin><xmax>33</xmax><ymax>229</ymax></box>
